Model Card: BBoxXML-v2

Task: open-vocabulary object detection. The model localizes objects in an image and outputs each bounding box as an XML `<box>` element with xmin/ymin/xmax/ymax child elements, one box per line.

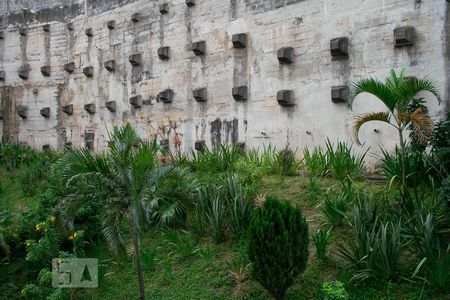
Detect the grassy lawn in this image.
<box><xmin>55</xmin><ymin>175</ymin><xmax>432</xmax><ymax>300</ymax></box>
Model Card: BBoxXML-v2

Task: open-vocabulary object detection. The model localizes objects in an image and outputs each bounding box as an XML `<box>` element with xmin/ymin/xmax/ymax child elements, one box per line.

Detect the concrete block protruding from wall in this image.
<box><xmin>331</xmin><ymin>86</ymin><xmax>349</xmax><ymax>103</ymax></box>
<box><xmin>129</xmin><ymin>53</ymin><xmax>142</xmax><ymax>66</ymax></box>
<box><xmin>195</xmin><ymin>140</ymin><xmax>206</xmax><ymax>151</ymax></box>
<box><xmin>394</xmin><ymin>27</ymin><xmax>415</xmax><ymax>47</ymax></box>
<box><xmin>62</xmin><ymin>105</ymin><xmax>73</xmax><ymax>115</ymax></box>
<box><xmin>19</xmin><ymin>27</ymin><xmax>27</xmax><ymax>36</ymax></box>
<box><xmin>0</xmin><ymin>71</ymin><xmax>5</xmax><ymax>81</ymax></box>
<box><xmin>40</xmin><ymin>107</ymin><xmax>50</xmax><ymax>118</ymax></box>
<box><xmin>159</xmin><ymin>3</ymin><xmax>169</xmax><ymax>14</ymax></box>
<box><xmin>193</xmin><ymin>88</ymin><xmax>207</xmax><ymax>102</ymax></box>
<box><xmin>84</xmin><ymin>131</ymin><xmax>95</xmax><ymax>150</ymax></box>
<box><xmin>104</xmin><ymin>60</ymin><xmax>115</xmax><ymax>72</ymax></box>
<box><xmin>17</xmin><ymin>106</ymin><xmax>27</xmax><ymax>119</ymax></box>
<box><xmin>67</xmin><ymin>23</ymin><xmax>74</xmax><ymax>31</ymax></box>
<box><xmin>158</xmin><ymin>47</ymin><xmax>170</xmax><ymax>60</ymax></box>
<box><xmin>83</xmin><ymin>66</ymin><xmax>94</xmax><ymax>77</ymax></box>
<box><xmin>277</xmin><ymin>47</ymin><xmax>294</xmax><ymax>64</ymax></box>
<box><xmin>192</xmin><ymin>41</ymin><xmax>206</xmax><ymax>56</ymax></box>
<box><xmin>105</xmin><ymin>101</ymin><xmax>116</xmax><ymax>112</ymax></box>
<box><xmin>64</xmin><ymin>62</ymin><xmax>75</xmax><ymax>73</ymax></box>
<box><xmin>232</xmin><ymin>33</ymin><xmax>247</xmax><ymax>48</ymax></box>
<box><xmin>158</xmin><ymin>89</ymin><xmax>174</xmax><ymax>103</ymax></box>
<box><xmin>186</xmin><ymin>0</ymin><xmax>196</xmax><ymax>7</ymax></box>
<box><xmin>131</xmin><ymin>12</ymin><xmax>140</xmax><ymax>22</ymax></box>
<box><xmin>232</xmin><ymin>86</ymin><xmax>248</xmax><ymax>101</ymax></box>
<box><xmin>330</xmin><ymin>37</ymin><xmax>349</xmax><ymax>59</ymax></box>
<box><xmin>41</xmin><ymin>66</ymin><xmax>51</xmax><ymax>77</ymax></box>
<box><xmin>43</xmin><ymin>24</ymin><xmax>50</xmax><ymax>32</ymax></box>
<box><xmin>277</xmin><ymin>90</ymin><xmax>295</xmax><ymax>106</ymax></box>
<box><xmin>130</xmin><ymin>95</ymin><xmax>142</xmax><ymax>107</ymax></box>
<box><xmin>18</xmin><ymin>65</ymin><xmax>28</xmax><ymax>80</ymax></box>
<box><xmin>107</xmin><ymin>20</ymin><xmax>115</xmax><ymax>30</ymax></box>
<box><xmin>84</xmin><ymin>103</ymin><xmax>96</xmax><ymax>114</ymax></box>
<box><xmin>85</xmin><ymin>28</ymin><xmax>93</xmax><ymax>37</ymax></box>
<box><xmin>0</xmin><ymin>31</ymin><xmax>4</xmax><ymax>39</ymax></box>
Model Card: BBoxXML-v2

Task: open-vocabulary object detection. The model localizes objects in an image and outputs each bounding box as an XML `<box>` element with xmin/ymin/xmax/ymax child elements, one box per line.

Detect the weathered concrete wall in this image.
<box><xmin>0</xmin><ymin>0</ymin><xmax>448</xmax><ymax>165</ymax></box>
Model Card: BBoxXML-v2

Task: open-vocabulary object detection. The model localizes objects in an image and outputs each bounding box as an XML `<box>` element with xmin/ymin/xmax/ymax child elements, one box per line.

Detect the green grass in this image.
<box><xmin>0</xmin><ymin>166</ymin><xmax>447</xmax><ymax>300</ymax></box>
<box><xmin>0</xmin><ymin>168</ymin><xmax>30</xmax><ymax>211</ymax></box>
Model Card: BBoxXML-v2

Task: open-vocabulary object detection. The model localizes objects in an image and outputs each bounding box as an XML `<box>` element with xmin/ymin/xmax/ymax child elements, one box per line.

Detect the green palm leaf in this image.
<box><xmin>353</xmin><ymin>112</ymin><xmax>393</xmax><ymax>145</ymax></box>
<box><xmin>349</xmin><ymin>78</ymin><xmax>397</xmax><ymax>112</ymax></box>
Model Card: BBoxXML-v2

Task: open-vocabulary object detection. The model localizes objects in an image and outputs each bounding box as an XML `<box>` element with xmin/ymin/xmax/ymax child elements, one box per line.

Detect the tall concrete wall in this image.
<box><xmin>0</xmin><ymin>0</ymin><xmax>448</xmax><ymax>165</ymax></box>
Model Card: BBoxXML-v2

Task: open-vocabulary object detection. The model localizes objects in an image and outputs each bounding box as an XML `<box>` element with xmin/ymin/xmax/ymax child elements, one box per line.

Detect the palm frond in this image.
<box><xmin>349</xmin><ymin>77</ymin><xmax>397</xmax><ymax>112</ymax></box>
<box><xmin>101</xmin><ymin>204</ymin><xmax>127</xmax><ymax>258</ymax></box>
<box><xmin>353</xmin><ymin>112</ymin><xmax>392</xmax><ymax>145</ymax></box>
<box><xmin>398</xmin><ymin>77</ymin><xmax>442</xmax><ymax>111</ymax></box>
<box><xmin>409</xmin><ymin>108</ymin><xmax>434</xmax><ymax>145</ymax></box>
<box><xmin>57</xmin><ymin>148</ymin><xmax>111</xmax><ymax>181</ymax></box>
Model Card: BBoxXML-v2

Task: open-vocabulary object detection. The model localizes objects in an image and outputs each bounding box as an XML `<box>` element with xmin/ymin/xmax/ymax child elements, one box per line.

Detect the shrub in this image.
<box><xmin>150</xmin><ymin>167</ymin><xmax>198</xmax><ymax>228</ymax></box>
<box><xmin>439</xmin><ymin>176</ymin><xmax>450</xmax><ymax>207</ymax></box>
<box><xmin>319</xmin><ymin>281</ymin><xmax>349</xmax><ymax>300</ymax></box>
<box><xmin>430</xmin><ymin>110</ymin><xmax>450</xmax><ymax>176</ymax></box>
<box><xmin>313</xmin><ymin>229</ymin><xmax>331</xmax><ymax>261</ymax></box>
<box><xmin>236</xmin><ymin>145</ymin><xmax>292</xmax><ymax>182</ymax></box>
<box><xmin>0</xmin><ymin>143</ymin><xmax>38</xmax><ymax>175</ymax></box>
<box><xmin>247</xmin><ymin>197</ymin><xmax>309</xmax><ymax>300</ymax></box>
<box><xmin>379</xmin><ymin>147</ymin><xmax>434</xmax><ymax>188</ymax></box>
<box><xmin>18</xmin><ymin>158</ymin><xmax>53</xmax><ymax>196</ymax></box>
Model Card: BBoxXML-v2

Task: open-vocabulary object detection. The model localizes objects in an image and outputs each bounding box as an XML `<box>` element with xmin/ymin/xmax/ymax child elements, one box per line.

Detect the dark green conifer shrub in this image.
<box><xmin>247</xmin><ymin>197</ymin><xmax>309</xmax><ymax>300</ymax></box>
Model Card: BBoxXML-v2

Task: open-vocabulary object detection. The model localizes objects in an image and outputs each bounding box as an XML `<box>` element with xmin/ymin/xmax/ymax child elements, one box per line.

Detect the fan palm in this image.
<box><xmin>347</xmin><ymin>69</ymin><xmax>442</xmax><ymax>187</ymax></box>
<box><xmin>56</xmin><ymin>123</ymin><xmax>170</xmax><ymax>300</ymax></box>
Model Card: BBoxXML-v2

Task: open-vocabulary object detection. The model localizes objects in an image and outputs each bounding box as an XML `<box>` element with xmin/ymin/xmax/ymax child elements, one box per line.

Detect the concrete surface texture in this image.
<box><xmin>0</xmin><ymin>0</ymin><xmax>448</xmax><ymax>166</ymax></box>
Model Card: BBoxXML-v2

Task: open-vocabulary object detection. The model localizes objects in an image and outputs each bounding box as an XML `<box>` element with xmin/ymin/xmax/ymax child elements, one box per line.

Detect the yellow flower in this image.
<box><xmin>50</xmin><ymin>216</ymin><xmax>56</xmax><ymax>223</ymax></box>
<box><xmin>69</xmin><ymin>235</ymin><xmax>74</xmax><ymax>241</ymax></box>
<box><xmin>73</xmin><ymin>232</ymin><xmax>78</xmax><ymax>238</ymax></box>
<box><xmin>35</xmin><ymin>224</ymin><xmax>41</xmax><ymax>231</ymax></box>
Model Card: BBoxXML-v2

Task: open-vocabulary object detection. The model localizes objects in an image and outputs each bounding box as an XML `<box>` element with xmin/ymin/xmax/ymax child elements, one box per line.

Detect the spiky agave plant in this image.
<box><xmin>56</xmin><ymin>123</ymin><xmax>171</xmax><ymax>300</ymax></box>
<box><xmin>348</xmin><ymin>69</ymin><xmax>441</xmax><ymax>188</ymax></box>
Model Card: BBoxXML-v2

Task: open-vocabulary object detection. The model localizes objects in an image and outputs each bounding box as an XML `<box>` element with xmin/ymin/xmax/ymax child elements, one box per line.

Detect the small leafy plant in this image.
<box><xmin>319</xmin><ymin>281</ymin><xmax>349</xmax><ymax>300</ymax></box>
<box><xmin>248</xmin><ymin>197</ymin><xmax>309</xmax><ymax>300</ymax></box>
<box><xmin>313</xmin><ymin>228</ymin><xmax>331</xmax><ymax>261</ymax></box>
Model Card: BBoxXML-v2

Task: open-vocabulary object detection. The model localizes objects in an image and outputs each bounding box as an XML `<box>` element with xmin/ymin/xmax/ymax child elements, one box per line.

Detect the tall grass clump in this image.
<box><xmin>337</xmin><ymin>195</ymin><xmax>402</xmax><ymax>282</ymax></box>
<box><xmin>302</xmin><ymin>146</ymin><xmax>328</xmax><ymax>177</ymax></box>
<box><xmin>192</xmin><ymin>174</ymin><xmax>253</xmax><ymax>242</ymax></box>
<box><xmin>190</xmin><ymin>145</ymin><xmax>244</xmax><ymax>172</ymax></box>
<box><xmin>302</xmin><ymin>140</ymin><xmax>366</xmax><ymax>181</ymax></box>
<box><xmin>313</xmin><ymin>228</ymin><xmax>331</xmax><ymax>261</ymax></box>
<box><xmin>325</xmin><ymin>139</ymin><xmax>367</xmax><ymax>182</ymax></box>
<box><xmin>320</xmin><ymin>182</ymin><xmax>354</xmax><ymax>227</ymax></box>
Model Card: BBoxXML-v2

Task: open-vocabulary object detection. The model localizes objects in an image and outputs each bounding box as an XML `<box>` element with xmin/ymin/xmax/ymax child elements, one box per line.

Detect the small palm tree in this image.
<box><xmin>347</xmin><ymin>69</ymin><xmax>442</xmax><ymax>187</ymax></box>
<box><xmin>56</xmin><ymin>123</ymin><xmax>171</xmax><ymax>300</ymax></box>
